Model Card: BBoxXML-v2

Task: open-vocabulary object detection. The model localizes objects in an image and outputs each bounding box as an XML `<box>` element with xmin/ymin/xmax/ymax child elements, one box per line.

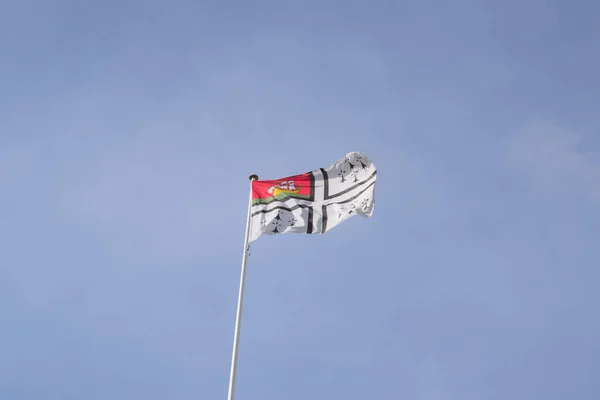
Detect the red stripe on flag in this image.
<box><xmin>252</xmin><ymin>173</ymin><xmax>313</xmax><ymax>203</ymax></box>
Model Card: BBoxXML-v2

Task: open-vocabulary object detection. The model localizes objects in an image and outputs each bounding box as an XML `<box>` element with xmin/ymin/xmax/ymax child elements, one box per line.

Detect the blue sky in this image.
<box><xmin>1</xmin><ymin>0</ymin><xmax>599</xmax><ymax>399</ymax></box>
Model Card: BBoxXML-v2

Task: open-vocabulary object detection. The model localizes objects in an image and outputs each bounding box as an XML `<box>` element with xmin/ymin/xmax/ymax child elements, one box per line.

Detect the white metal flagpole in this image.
<box><xmin>227</xmin><ymin>173</ymin><xmax>258</xmax><ymax>400</ymax></box>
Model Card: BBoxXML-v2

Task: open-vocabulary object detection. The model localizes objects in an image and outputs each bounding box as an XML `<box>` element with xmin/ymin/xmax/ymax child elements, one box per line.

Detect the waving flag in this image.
<box><xmin>249</xmin><ymin>152</ymin><xmax>376</xmax><ymax>242</ymax></box>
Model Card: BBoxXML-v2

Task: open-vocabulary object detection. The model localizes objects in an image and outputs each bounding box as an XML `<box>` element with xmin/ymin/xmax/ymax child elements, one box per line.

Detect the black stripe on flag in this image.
<box><xmin>320</xmin><ymin>168</ymin><xmax>376</xmax><ymax>200</ymax></box>
<box><xmin>308</xmin><ymin>171</ymin><xmax>315</xmax><ymax>201</ymax></box>
<box><xmin>320</xmin><ymin>167</ymin><xmax>329</xmax><ymax>200</ymax></box>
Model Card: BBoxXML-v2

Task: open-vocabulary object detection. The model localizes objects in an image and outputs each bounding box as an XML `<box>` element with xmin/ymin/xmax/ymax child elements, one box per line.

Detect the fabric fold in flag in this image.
<box><xmin>249</xmin><ymin>151</ymin><xmax>376</xmax><ymax>242</ymax></box>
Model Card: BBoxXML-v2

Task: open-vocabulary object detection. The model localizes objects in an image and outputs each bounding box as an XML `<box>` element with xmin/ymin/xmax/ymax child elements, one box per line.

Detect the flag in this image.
<box><xmin>249</xmin><ymin>152</ymin><xmax>376</xmax><ymax>242</ymax></box>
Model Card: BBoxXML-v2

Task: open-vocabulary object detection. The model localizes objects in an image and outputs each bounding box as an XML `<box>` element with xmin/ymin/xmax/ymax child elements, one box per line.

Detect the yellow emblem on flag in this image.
<box><xmin>272</xmin><ymin>186</ymin><xmax>301</xmax><ymax>196</ymax></box>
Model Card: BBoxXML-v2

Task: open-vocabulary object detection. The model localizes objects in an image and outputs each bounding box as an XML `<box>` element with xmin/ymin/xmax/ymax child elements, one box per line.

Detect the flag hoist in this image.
<box><xmin>227</xmin><ymin>151</ymin><xmax>377</xmax><ymax>400</ymax></box>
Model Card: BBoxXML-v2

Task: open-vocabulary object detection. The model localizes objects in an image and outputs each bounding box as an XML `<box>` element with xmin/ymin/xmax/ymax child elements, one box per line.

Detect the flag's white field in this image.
<box><xmin>249</xmin><ymin>152</ymin><xmax>376</xmax><ymax>242</ymax></box>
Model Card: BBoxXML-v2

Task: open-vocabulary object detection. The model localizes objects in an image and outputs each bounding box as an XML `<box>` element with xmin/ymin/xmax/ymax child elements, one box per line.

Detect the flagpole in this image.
<box><xmin>227</xmin><ymin>173</ymin><xmax>258</xmax><ymax>400</ymax></box>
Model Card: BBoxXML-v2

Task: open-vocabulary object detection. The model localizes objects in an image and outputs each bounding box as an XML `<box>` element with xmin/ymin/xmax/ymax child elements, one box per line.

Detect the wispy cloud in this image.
<box><xmin>509</xmin><ymin>119</ymin><xmax>600</xmax><ymax>198</ymax></box>
<box><xmin>0</xmin><ymin>139</ymin><xmax>43</xmax><ymax>188</ymax></box>
<box><xmin>58</xmin><ymin>132</ymin><xmax>247</xmax><ymax>264</ymax></box>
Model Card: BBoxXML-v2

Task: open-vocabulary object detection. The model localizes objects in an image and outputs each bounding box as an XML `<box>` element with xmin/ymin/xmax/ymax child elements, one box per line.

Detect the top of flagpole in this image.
<box><xmin>249</xmin><ymin>174</ymin><xmax>259</xmax><ymax>181</ymax></box>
